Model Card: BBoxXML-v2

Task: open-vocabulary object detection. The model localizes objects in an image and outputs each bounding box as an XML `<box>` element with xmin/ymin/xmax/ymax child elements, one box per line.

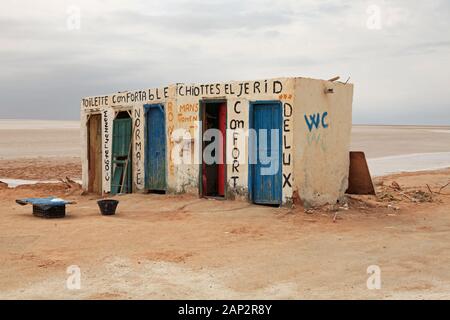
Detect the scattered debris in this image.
<box><xmin>326</xmin><ymin>204</ymin><xmax>339</xmax><ymax>212</ymax></box>
<box><xmin>439</xmin><ymin>182</ymin><xmax>450</xmax><ymax>194</ymax></box>
<box><xmin>59</xmin><ymin>176</ymin><xmax>83</xmax><ymax>195</ymax></box>
<box><xmin>398</xmin><ymin>191</ymin><xmax>413</xmax><ymax>201</ymax></box>
<box><xmin>390</xmin><ymin>181</ymin><xmax>401</xmax><ymax>191</ymax></box>
<box><xmin>374</xmin><ymin>180</ymin><xmax>384</xmax><ymax>187</ymax></box>
<box><xmin>387</xmin><ymin>204</ymin><xmax>400</xmax><ymax>211</ymax></box>
<box><xmin>328</xmin><ymin>76</ymin><xmax>340</xmax><ymax>82</ymax></box>
<box><xmin>379</xmin><ymin>192</ymin><xmax>401</xmax><ymax>202</ymax></box>
<box><xmin>347</xmin><ymin>195</ymin><xmax>380</xmax><ymax>208</ymax></box>
<box><xmin>333</xmin><ymin>212</ymin><xmax>338</xmax><ymax>222</ymax></box>
<box><xmin>59</xmin><ymin>176</ymin><xmax>80</xmax><ymax>188</ymax></box>
<box><xmin>426</xmin><ymin>182</ymin><xmax>450</xmax><ymax>195</ymax></box>
<box><xmin>377</xmin><ymin>180</ymin><xmax>434</xmax><ymax>204</ymax></box>
<box><xmin>333</xmin><ymin>212</ymin><xmax>343</xmax><ymax>223</ymax></box>
<box><xmin>426</xmin><ymin>184</ymin><xmax>434</xmax><ymax>199</ymax></box>
<box><xmin>409</xmin><ymin>190</ymin><xmax>433</xmax><ymax>203</ymax></box>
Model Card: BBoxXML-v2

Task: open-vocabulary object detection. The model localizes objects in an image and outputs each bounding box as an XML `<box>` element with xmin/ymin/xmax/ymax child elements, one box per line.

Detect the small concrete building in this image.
<box><xmin>80</xmin><ymin>76</ymin><xmax>353</xmax><ymax>207</ymax></box>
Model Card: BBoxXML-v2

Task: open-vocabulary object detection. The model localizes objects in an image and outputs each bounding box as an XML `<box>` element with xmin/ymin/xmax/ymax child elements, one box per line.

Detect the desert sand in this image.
<box><xmin>1</xmin><ymin>169</ymin><xmax>450</xmax><ymax>299</ymax></box>
<box><xmin>0</xmin><ymin>120</ymin><xmax>450</xmax><ymax>299</ymax></box>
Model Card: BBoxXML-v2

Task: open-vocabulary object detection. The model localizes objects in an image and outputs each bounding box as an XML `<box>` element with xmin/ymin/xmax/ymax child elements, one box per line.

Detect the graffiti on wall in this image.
<box><xmin>304</xmin><ymin>112</ymin><xmax>329</xmax><ymax>131</ymax></box>
<box><xmin>102</xmin><ymin>110</ymin><xmax>111</xmax><ymax>186</ymax></box>
<box><xmin>82</xmin><ymin>87</ymin><xmax>169</xmax><ymax>109</ymax></box>
<box><xmin>307</xmin><ymin>132</ymin><xmax>327</xmax><ymax>152</ymax></box>
<box><xmin>134</xmin><ymin>108</ymin><xmax>143</xmax><ymax>187</ymax></box>
<box><xmin>282</xmin><ymin>102</ymin><xmax>293</xmax><ymax>189</ymax></box>
<box><xmin>178</xmin><ymin>103</ymin><xmax>199</xmax><ymax>139</ymax></box>
<box><xmin>229</xmin><ymin>101</ymin><xmax>245</xmax><ymax>188</ymax></box>
<box><xmin>82</xmin><ymin>79</ymin><xmax>286</xmax><ymax>110</ymax></box>
<box><xmin>305</xmin><ymin>111</ymin><xmax>329</xmax><ymax>152</ymax></box>
<box><xmin>177</xmin><ymin>80</ymin><xmax>283</xmax><ymax>98</ymax></box>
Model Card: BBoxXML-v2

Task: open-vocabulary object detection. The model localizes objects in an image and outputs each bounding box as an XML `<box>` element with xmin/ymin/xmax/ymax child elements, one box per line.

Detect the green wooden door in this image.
<box><xmin>111</xmin><ymin>117</ymin><xmax>132</xmax><ymax>194</ymax></box>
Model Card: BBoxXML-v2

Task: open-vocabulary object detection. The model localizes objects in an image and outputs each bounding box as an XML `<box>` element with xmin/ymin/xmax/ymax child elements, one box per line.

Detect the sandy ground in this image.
<box><xmin>0</xmin><ymin>169</ymin><xmax>450</xmax><ymax>299</ymax></box>
<box><xmin>1</xmin><ymin>120</ymin><xmax>450</xmax><ymax>299</ymax></box>
<box><xmin>0</xmin><ymin>157</ymin><xmax>81</xmax><ymax>181</ymax></box>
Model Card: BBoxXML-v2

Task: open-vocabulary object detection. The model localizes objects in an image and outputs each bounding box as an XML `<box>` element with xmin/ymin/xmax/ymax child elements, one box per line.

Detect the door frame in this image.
<box><xmin>198</xmin><ymin>98</ymin><xmax>228</xmax><ymax>198</ymax></box>
<box><xmin>248</xmin><ymin>100</ymin><xmax>283</xmax><ymax>204</ymax></box>
<box><xmin>144</xmin><ymin>103</ymin><xmax>167</xmax><ymax>192</ymax></box>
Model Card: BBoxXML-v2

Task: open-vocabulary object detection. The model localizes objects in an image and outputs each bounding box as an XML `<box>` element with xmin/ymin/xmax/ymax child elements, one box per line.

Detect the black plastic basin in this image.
<box><xmin>97</xmin><ymin>199</ymin><xmax>119</xmax><ymax>215</ymax></box>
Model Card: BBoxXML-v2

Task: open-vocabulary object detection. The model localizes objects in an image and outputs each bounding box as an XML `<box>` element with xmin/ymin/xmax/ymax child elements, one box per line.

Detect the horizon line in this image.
<box><xmin>0</xmin><ymin>118</ymin><xmax>449</xmax><ymax>127</ymax></box>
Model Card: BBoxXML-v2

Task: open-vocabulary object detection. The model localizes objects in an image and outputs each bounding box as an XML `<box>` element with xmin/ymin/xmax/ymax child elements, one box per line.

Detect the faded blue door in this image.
<box><xmin>250</xmin><ymin>101</ymin><xmax>282</xmax><ymax>205</ymax></box>
<box><xmin>145</xmin><ymin>104</ymin><xmax>166</xmax><ymax>191</ymax></box>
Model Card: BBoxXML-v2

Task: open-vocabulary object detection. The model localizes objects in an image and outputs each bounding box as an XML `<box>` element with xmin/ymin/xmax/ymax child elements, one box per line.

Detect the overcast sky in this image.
<box><xmin>1</xmin><ymin>0</ymin><xmax>449</xmax><ymax>124</ymax></box>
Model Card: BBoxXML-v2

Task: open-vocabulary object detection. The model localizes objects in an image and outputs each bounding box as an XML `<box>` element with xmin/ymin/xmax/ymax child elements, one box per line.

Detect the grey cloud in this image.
<box><xmin>397</xmin><ymin>40</ymin><xmax>450</xmax><ymax>56</ymax></box>
<box><xmin>0</xmin><ymin>0</ymin><xmax>449</xmax><ymax>124</ymax></box>
<box><xmin>112</xmin><ymin>9</ymin><xmax>294</xmax><ymax>35</ymax></box>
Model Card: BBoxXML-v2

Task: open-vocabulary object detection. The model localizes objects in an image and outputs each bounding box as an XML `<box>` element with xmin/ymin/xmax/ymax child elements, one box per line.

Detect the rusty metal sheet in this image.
<box><xmin>346</xmin><ymin>151</ymin><xmax>376</xmax><ymax>195</ymax></box>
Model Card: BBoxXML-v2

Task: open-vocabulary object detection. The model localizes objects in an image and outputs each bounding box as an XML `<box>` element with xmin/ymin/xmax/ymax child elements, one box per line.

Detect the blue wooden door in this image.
<box><xmin>250</xmin><ymin>101</ymin><xmax>282</xmax><ymax>205</ymax></box>
<box><xmin>145</xmin><ymin>104</ymin><xmax>166</xmax><ymax>191</ymax></box>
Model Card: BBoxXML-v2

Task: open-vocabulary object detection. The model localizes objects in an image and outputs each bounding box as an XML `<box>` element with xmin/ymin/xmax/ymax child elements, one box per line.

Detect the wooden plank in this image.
<box><xmin>93</xmin><ymin>115</ymin><xmax>102</xmax><ymax>194</ymax></box>
<box><xmin>88</xmin><ymin>114</ymin><xmax>102</xmax><ymax>194</ymax></box>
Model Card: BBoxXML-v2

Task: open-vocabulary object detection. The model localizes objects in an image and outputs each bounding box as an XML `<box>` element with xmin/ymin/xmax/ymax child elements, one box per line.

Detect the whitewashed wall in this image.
<box><xmin>80</xmin><ymin>77</ymin><xmax>353</xmax><ymax>206</ymax></box>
